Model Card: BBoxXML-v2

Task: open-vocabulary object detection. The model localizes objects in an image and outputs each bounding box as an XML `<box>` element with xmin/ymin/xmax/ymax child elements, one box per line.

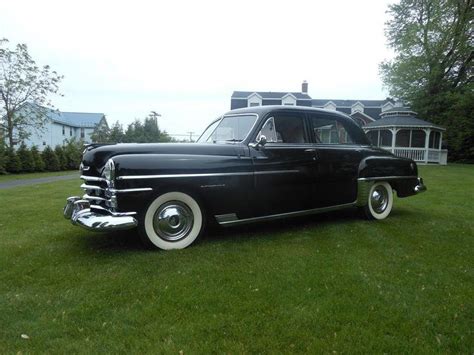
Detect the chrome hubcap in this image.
<box><xmin>153</xmin><ymin>201</ymin><xmax>194</xmax><ymax>241</ymax></box>
<box><xmin>371</xmin><ymin>186</ymin><xmax>388</xmax><ymax>214</ymax></box>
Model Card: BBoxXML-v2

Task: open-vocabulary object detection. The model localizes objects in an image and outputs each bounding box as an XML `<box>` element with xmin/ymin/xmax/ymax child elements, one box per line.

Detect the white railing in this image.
<box><xmin>427</xmin><ymin>149</ymin><xmax>440</xmax><ymax>162</ymax></box>
<box><xmin>394</xmin><ymin>148</ymin><xmax>426</xmax><ymax>161</ymax></box>
<box><xmin>379</xmin><ymin>146</ymin><xmax>446</xmax><ymax>164</ymax></box>
<box><xmin>381</xmin><ymin>146</ymin><xmax>426</xmax><ymax>162</ymax></box>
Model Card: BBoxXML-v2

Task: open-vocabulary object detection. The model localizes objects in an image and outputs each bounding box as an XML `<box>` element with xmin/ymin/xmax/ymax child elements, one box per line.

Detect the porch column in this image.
<box><xmin>390</xmin><ymin>128</ymin><xmax>397</xmax><ymax>154</ymax></box>
<box><xmin>439</xmin><ymin>131</ymin><xmax>443</xmax><ymax>150</ymax></box>
<box><xmin>424</xmin><ymin>128</ymin><xmax>431</xmax><ymax>163</ymax></box>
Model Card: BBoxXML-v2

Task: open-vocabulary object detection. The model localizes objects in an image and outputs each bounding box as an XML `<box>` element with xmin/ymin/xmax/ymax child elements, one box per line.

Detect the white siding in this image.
<box><xmin>13</xmin><ymin>120</ymin><xmax>95</xmax><ymax>151</ymax></box>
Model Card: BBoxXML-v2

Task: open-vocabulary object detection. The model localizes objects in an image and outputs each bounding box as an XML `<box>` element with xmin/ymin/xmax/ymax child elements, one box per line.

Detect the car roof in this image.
<box><xmin>223</xmin><ymin>105</ymin><xmax>357</xmax><ymax>124</ymax></box>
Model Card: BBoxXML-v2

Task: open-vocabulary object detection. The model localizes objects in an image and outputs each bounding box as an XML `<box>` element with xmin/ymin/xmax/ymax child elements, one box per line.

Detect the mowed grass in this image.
<box><xmin>0</xmin><ymin>165</ymin><xmax>472</xmax><ymax>353</ymax></box>
<box><xmin>0</xmin><ymin>170</ymin><xmax>77</xmax><ymax>183</ymax></box>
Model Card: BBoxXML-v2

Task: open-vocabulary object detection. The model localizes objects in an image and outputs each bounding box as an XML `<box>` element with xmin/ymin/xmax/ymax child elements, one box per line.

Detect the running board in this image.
<box><xmin>215</xmin><ymin>202</ymin><xmax>357</xmax><ymax>227</ymax></box>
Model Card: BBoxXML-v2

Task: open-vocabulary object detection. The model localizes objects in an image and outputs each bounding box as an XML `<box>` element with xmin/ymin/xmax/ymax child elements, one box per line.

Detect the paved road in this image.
<box><xmin>0</xmin><ymin>174</ymin><xmax>79</xmax><ymax>190</ymax></box>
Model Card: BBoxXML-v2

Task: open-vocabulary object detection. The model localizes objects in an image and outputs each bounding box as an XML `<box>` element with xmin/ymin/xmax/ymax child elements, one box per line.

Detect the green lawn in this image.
<box><xmin>0</xmin><ymin>164</ymin><xmax>472</xmax><ymax>353</ymax></box>
<box><xmin>0</xmin><ymin>170</ymin><xmax>77</xmax><ymax>183</ymax></box>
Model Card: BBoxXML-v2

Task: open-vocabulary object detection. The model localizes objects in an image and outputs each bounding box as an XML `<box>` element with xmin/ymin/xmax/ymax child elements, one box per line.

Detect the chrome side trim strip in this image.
<box><xmin>116</xmin><ymin>172</ymin><xmax>253</xmax><ymax>180</ymax></box>
<box><xmin>116</xmin><ymin>170</ymin><xmax>299</xmax><ymax>180</ymax></box>
<box><xmin>216</xmin><ymin>202</ymin><xmax>356</xmax><ymax>226</ymax></box>
<box><xmin>108</xmin><ymin>188</ymin><xmax>153</xmax><ymax>193</ymax></box>
<box><xmin>255</xmin><ymin>170</ymin><xmax>299</xmax><ymax>175</ymax></box>
<box><xmin>80</xmin><ymin>175</ymin><xmax>107</xmax><ymax>182</ymax></box>
<box><xmin>358</xmin><ymin>175</ymin><xmax>417</xmax><ymax>181</ymax></box>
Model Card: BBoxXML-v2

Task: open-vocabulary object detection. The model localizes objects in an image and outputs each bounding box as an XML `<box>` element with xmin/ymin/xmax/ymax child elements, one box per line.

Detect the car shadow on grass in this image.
<box><xmin>202</xmin><ymin>208</ymin><xmax>363</xmax><ymax>244</ymax></box>
<box><xmin>75</xmin><ymin>206</ymin><xmax>418</xmax><ymax>253</ymax></box>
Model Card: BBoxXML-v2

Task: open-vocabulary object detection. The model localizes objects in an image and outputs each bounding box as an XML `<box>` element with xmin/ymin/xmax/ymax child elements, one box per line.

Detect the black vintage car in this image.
<box><xmin>64</xmin><ymin>106</ymin><xmax>426</xmax><ymax>250</ymax></box>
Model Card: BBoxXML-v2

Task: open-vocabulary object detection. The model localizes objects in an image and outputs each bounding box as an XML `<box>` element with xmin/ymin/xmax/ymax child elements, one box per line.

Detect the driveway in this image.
<box><xmin>0</xmin><ymin>174</ymin><xmax>79</xmax><ymax>190</ymax></box>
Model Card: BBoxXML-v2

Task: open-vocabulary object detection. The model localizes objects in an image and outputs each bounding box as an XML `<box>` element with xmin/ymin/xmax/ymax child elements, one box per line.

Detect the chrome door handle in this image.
<box><xmin>304</xmin><ymin>148</ymin><xmax>319</xmax><ymax>160</ymax></box>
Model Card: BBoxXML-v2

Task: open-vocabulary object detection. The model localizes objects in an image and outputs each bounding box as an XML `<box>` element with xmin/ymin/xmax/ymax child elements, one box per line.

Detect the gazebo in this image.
<box><xmin>363</xmin><ymin>107</ymin><xmax>447</xmax><ymax>164</ymax></box>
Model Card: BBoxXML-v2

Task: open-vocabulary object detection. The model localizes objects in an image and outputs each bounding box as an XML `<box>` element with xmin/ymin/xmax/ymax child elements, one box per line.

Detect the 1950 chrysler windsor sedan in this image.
<box><xmin>64</xmin><ymin>106</ymin><xmax>426</xmax><ymax>250</ymax></box>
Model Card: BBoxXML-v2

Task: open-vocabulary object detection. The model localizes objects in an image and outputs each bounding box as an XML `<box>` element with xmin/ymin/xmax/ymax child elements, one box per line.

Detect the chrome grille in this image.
<box><xmin>80</xmin><ymin>176</ymin><xmax>113</xmax><ymax>208</ymax></box>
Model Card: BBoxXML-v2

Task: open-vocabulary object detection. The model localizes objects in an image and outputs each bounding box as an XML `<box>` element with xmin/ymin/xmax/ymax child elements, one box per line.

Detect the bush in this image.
<box><xmin>64</xmin><ymin>139</ymin><xmax>82</xmax><ymax>170</ymax></box>
<box><xmin>0</xmin><ymin>143</ymin><xmax>6</xmax><ymax>175</ymax></box>
<box><xmin>5</xmin><ymin>147</ymin><xmax>22</xmax><ymax>173</ymax></box>
<box><xmin>42</xmin><ymin>146</ymin><xmax>60</xmax><ymax>171</ymax></box>
<box><xmin>31</xmin><ymin>146</ymin><xmax>45</xmax><ymax>172</ymax></box>
<box><xmin>54</xmin><ymin>145</ymin><xmax>67</xmax><ymax>170</ymax></box>
<box><xmin>17</xmin><ymin>144</ymin><xmax>35</xmax><ymax>173</ymax></box>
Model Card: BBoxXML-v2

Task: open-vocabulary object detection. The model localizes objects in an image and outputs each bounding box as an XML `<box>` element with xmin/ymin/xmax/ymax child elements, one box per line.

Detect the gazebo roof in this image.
<box><xmin>380</xmin><ymin>107</ymin><xmax>417</xmax><ymax>116</ymax></box>
<box><xmin>365</xmin><ymin>115</ymin><xmax>445</xmax><ymax>131</ymax></box>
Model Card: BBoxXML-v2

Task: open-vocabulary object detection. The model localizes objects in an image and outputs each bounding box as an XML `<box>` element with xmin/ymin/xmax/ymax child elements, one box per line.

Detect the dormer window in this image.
<box><xmin>282</xmin><ymin>94</ymin><xmax>297</xmax><ymax>106</ymax></box>
<box><xmin>323</xmin><ymin>101</ymin><xmax>337</xmax><ymax>111</ymax></box>
<box><xmin>351</xmin><ymin>102</ymin><xmax>365</xmax><ymax>114</ymax></box>
<box><xmin>247</xmin><ymin>93</ymin><xmax>262</xmax><ymax>107</ymax></box>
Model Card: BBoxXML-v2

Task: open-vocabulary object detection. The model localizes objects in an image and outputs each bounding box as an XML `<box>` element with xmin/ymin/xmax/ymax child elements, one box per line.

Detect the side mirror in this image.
<box><xmin>257</xmin><ymin>135</ymin><xmax>267</xmax><ymax>147</ymax></box>
<box><xmin>250</xmin><ymin>135</ymin><xmax>267</xmax><ymax>149</ymax></box>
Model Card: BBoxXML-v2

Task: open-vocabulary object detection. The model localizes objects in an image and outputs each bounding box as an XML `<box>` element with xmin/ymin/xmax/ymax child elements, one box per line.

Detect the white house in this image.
<box><xmin>7</xmin><ymin>103</ymin><xmax>107</xmax><ymax>150</ymax></box>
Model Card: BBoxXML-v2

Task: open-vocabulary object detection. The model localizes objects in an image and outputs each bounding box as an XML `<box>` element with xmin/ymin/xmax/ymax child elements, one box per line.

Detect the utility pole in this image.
<box><xmin>149</xmin><ymin>111</ymin><xmax>161</xmax><ymax>128</ymax></box>
<box><xmin>187</xmin><ymin>131</ymin><xmax>195</xmax><ymax>142</ymax></box>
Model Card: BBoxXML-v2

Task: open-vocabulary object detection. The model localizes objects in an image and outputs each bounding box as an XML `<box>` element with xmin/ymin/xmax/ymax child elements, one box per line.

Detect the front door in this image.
<box><xmin>307</xmin><ymin>112</ymin><xmax>363</xmax><ymax>207</ymax></box>
<box><xmin>250</xmin><ymin>111</ymin><xmax>317</xmax><ymax>216</ymax></box>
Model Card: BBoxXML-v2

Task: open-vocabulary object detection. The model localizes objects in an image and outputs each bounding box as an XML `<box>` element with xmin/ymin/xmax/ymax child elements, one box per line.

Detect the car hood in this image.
<box><xmin>82</xmin><ymin>143</ymin><xmax>246</xmax><ymax>175</ymax></box>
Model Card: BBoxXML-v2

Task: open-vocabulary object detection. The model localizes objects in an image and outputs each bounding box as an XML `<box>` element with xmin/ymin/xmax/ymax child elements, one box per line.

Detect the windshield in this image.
<box><xmin>197</xmin><ymin>114</ymin><xmax>257</xmax><ymax>143</ymax></box>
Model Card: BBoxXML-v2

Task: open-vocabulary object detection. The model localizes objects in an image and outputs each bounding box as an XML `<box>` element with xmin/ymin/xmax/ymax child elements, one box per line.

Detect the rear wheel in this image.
<box><xmin>139</xmin><ymin>191</ymin><xmax>204</xmax><ymax>250</ymax></box>
<box><xmin>362</xmin><ymin>181</ymin><xmax>393</xmax><ymax>220</ymax></box>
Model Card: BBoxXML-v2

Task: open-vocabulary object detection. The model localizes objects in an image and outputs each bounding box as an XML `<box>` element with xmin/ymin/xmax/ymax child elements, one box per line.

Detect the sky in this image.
<box><xmin>0</xmin><ymin>0</ymin><xmax>395</xmax><ymax>139</ymax></box>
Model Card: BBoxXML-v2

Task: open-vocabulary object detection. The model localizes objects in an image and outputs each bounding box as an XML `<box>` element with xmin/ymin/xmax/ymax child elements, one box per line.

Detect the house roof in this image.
<box><xmin>18</xmin><ymin>103</ymin><xmax>105</xmax><ymax>128</ymax></box>
<box><xmin>50</xmin><ymin>110</ymin><xmax>105</xmax><ymax>128</ymax></box>
<box><xmin>311</xmin><ymin>99</ymin><xmax>394</xmax><ymax>107</ymax></box>
<box><xmin>232</xmin><ymin>91</ymin><xmax>312</xmax><ymax>100</ymax></box>
<box><xmin>364</xmin><ymin>115</ymin><xmax>445</xmax><ymax>130</ymax></box>
<box><xmin>351</xmin><ymin>111</ymin><xmax>375</xmax><ymax>122</ymax></box>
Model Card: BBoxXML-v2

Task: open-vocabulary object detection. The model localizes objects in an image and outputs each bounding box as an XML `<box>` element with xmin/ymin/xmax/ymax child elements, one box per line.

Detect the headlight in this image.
<box><xmin>102</xmin><ymin>159</ymin><xmax>115</xmax><ymax>182</ymax></box>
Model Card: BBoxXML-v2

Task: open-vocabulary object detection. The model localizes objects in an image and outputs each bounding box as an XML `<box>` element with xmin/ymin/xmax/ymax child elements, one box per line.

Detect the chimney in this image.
<box><xmin>302</xmin><ymin>80</ymin><xmax>308</xmax><ymax>94</ymax></box>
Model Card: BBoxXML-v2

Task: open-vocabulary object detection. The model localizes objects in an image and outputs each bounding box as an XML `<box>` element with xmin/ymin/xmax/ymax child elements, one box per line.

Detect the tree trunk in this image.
<box><xmin>7</xmin><ymin>112</ymin><xmax>14</xmax><ymax>148</ymax></box>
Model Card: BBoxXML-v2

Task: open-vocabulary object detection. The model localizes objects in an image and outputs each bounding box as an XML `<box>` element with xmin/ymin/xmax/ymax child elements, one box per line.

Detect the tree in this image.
<box><xmin>63</xmin><ymin>138</ymin><xmax>82</xmax><ymax>170</ymax></box>
<box><xmin>90</xmin><ymin>118</ymin><xmax>110</xmax><ymax>143</ymax></box>
<box><xmin>0</xmin><ymin>143</ymin><xmax>6</xmax><ymax>174</ymax></box>
<box><xmin>5</xmin><ymin>147</ymin><xmax>21</xmax><ymax>173</ymax></box>
<box><xmin>109</xmin><ymin>121</ymin><xmax>124</xmax><ymax>143</ymax></box>
<box><xmin>17</xmin><ymin>143</ymin><xmax>34</xmax><ymax>172</ymax></box>
<box><xmin>123</xmin><ymin>113</ymin><xmax>173</xmax><ymax>143</ymax></box>
<box><xmin>0</xmin><ymin>39</ymin><xmax>63</xmax><ymax>148</ymax></box>
<box><xmin>54</xmin><ymin>145</ymin><xmax>67</xmax><ymax>170</ymax></box>
<box><xmin>42</xmin><ymin>146</ymin><xmax>60</xmax><ymax>171</ymax></box>
<box><xmin>380</xmin><ymin>0</ymin><xmax>473</xmax><ymax>161</ymax></box>
<box><xmin>30</xmin><ymin>146</ymin><xmax>45</xmax><ymax>171</ymax></box>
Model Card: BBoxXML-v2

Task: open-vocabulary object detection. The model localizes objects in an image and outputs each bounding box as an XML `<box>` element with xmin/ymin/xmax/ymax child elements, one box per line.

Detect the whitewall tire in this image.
<box><xmin>363</xmin><ymin>181</ymin><xmax>393</xmax><ymax>220</ymax></box>
<box><xmin>139</xmin><ymin>192</ymin><xmax>204</xmax><ymax>250</ymax></box>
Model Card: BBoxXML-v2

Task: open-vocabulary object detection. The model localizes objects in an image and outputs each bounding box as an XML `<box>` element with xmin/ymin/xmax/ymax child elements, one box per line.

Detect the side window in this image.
<box><xmin>310</xmin><ymin>115</ymin><xmax>354</xmax><ymax>144</ymax></box>
<box><xmin>256</xmin><ymin>114</ymin><xmax>308</xmax><ymax>144</ymax></box>
<box><xmin>257</xmin><ymin>117</ymin><xmax>278</xmax><ymax>143</ymax></box>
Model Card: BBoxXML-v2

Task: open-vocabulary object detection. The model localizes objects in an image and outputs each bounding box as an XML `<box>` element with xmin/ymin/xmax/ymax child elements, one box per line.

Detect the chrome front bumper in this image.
<box><xmin>414</xmin><ymin>177</ymin><xmax>427</xmax><ymax>194</ymax></box>
<box><xmin>63</xmin><ymin>196</ymin><xmax>138</xmax><ymax>232</ymax></box>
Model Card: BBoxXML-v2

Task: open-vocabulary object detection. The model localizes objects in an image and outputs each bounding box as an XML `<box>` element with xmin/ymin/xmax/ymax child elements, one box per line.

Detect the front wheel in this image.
<box><xmin>361</xmin><ymin>181</ymin><xmax>393</xmax><ymax>220</ymax></box>
<box><xmin>139</xmin><ymin>191</ymin><xmax>204</xmax><ymax>250</ymax></box>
